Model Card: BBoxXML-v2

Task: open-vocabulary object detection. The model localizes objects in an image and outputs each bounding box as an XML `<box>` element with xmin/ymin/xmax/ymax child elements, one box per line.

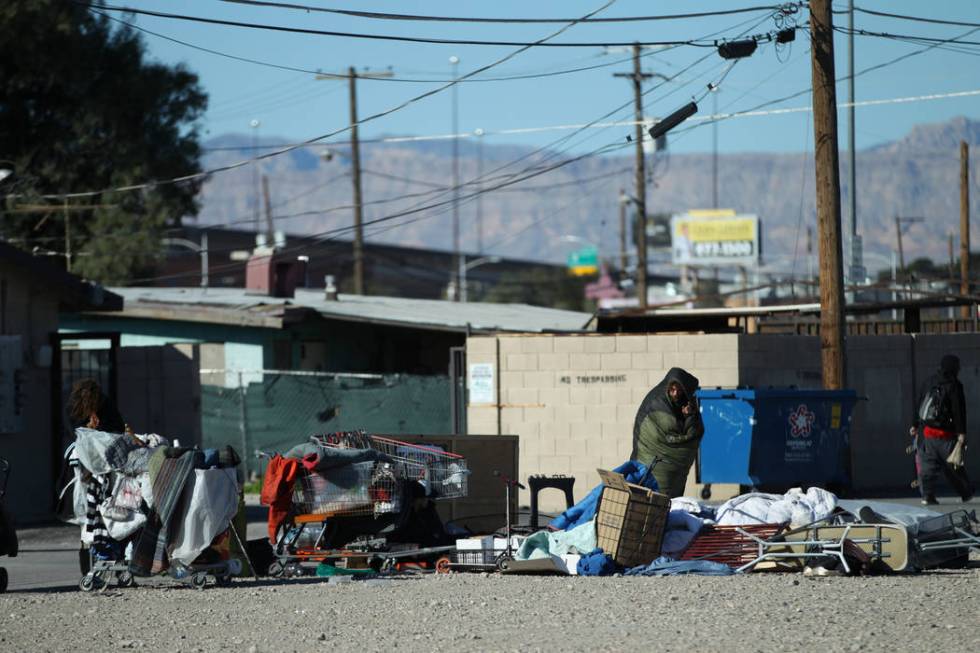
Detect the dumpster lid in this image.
<box><xmin>696</xmin><ymin>387</ymin><xmax>858</xmax><ymax>401</ymax></box>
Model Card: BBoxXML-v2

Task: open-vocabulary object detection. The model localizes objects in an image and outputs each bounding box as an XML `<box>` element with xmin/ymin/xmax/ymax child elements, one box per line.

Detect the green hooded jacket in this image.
<box><xmin>630</xmin><ymin>367</ymin><xmax>704</xmax><ymax>498</ymax></box>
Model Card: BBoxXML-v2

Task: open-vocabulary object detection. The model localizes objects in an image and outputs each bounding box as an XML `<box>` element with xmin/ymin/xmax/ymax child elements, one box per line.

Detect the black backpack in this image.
<box><xmin>918</xmin><ymin>382</ymin><xmax>953</xmax><ymax>429</ymax></box>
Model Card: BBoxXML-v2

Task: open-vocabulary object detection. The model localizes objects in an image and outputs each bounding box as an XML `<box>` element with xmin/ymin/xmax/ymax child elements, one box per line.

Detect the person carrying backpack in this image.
<box><xmin>914</xmin><ymin>354</ymin><xmax>973</xmax><ymax>505</ymax></box>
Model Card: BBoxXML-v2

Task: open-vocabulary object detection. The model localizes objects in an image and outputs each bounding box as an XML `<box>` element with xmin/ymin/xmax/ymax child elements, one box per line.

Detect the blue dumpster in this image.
<box><xmin>696</xmin><ymin>388</ymin><xmax>858</xmax><ymax>489</ymax></box>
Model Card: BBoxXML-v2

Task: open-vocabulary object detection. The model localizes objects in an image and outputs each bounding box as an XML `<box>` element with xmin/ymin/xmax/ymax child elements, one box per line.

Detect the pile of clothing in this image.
<box><xmin>62</xmin><ymin>428</ymin><xmax>242</xmax><ymax>575</ymax></box>
<box><xmin>514</xmin><ymin>465</ymin><xmax>844</xmax><ymax>577</ymax></box>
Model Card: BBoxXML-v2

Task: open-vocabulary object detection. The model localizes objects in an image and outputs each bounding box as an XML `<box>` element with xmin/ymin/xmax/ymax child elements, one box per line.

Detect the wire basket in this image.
<box><xmin>311</xmin><ymin>432</ymin><xmax>469</xmax><ymax>500</ymax></box>
<box><xmin>293</xmin><ymin>461</ymin><xmax>387</xmax><ymax>517</ymax></box>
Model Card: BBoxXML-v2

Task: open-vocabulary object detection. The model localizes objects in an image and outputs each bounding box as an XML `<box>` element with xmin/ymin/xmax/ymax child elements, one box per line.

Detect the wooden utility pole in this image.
<box><xmin>894</xmin><ymin>215</ymin><xmax>906</xmax><ymax>277</ymax></box>
<box><xmin>347</xmin><ymin>66</ymin><xmax>366</xmax><ymax>296</ymax></box>
<box><xmin>316</xmin><ymin>67</ymin><xmax>393</xmax><ymax>295</ymax></box>
<box><xmin>618</xmin><ymin>189</ymin><xmax>628</xmax><ymax>273</ymax></box>
<box><xmin>948</xmin><ymin>232</ymin><xmax>955</xmax><ymax>281</ymax></box>
<box><xmin>809</xmin><ymin>0</ymin><xmax>846</xmax><ymax>389</ymax></box>
<box><xmin>614</xmin><ymin>45</ymin><xmax>652</xmax><ymax>308</ymax></box>
<box><xmin>961</xmin><ymin>141</ymin><xmax>970</xmax><ymax>316</ymax></box>
<box><xmin>261</xmin><ymin>174</ymin><xmax>274</xmax><ymax>245</ymax></box>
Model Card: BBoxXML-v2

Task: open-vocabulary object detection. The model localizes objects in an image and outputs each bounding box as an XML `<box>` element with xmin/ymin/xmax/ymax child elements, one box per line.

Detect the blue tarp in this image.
<box><xmin>550</xmin><ymin>460</ymin><xmax>658</xmax><ymax>531</ymax></box>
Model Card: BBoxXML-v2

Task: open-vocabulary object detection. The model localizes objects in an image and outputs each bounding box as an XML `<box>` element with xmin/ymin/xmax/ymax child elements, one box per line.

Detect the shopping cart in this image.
<box><xmin>311</xmin><ymin>432</ymin><xmax>469</xmax><ymax>500</ymax></box>
<box><xmin>267</xmin><ymin>433</ymin><xmax>468</xmax><ymax>577</ymax></box>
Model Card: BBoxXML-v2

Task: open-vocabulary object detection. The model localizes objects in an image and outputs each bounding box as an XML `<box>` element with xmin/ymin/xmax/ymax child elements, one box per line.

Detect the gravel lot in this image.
<box><xmin>2</xmin><ymin>563</ymin><xmax>978</xmax><ymax>652</ymax></box>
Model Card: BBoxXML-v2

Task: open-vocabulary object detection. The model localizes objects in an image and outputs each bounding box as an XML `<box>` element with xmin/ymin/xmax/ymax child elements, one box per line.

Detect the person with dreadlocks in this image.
<box><xmin>64</xmin><ymin>379</ymin><xmax>130</xmax><ymax>571</ymax></box>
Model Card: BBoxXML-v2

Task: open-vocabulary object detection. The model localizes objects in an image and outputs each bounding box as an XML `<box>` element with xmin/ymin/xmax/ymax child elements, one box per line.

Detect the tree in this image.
<box><xmin>0</xmin><ymin>2</ymin><xmax>207</xmax><ymax>284</ymax></box>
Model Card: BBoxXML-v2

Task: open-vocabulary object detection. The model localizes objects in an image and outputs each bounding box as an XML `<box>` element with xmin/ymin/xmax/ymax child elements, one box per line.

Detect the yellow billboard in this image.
<box><xmin>671</xmin><ymin>212</ymin><xmax>759</xmax><ymax>265</ymax></box>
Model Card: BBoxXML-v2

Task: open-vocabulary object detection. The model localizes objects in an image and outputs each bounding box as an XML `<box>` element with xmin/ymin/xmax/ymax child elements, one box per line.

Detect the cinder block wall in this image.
<box><xmin>470</xmin><ymin>331</ymin><xmax>980</xmax><ymax>515</ymax></box>
<box><xmin>466</xmin><ymin>334</ymin><xmax>742</xmax><ymax>513</ymax></box>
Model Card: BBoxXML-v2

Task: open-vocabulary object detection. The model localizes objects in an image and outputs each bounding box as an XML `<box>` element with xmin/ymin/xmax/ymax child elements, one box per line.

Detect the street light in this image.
<box><xmin>162</xmin><ymin>236</ymin><xmax>209</xmax><ymax>289</ymax></box>
<box><xmin>250</xmin><ymin>118</ymin><xmax>261</xmax><ymax>237</ymax></box>
<box><xmin>460</xmin><ymin>254</ymin><xmax>501</xmax><ymax>303</ymax></box>
<box><xmin>449</xmin><ymin>55</ymin><xmax>461</xmax><ymax>301</ymax></box>
<box><xmin>474</xmin><ymin>127</ymin><xmax>485</xmax><ymax>255</ymax></box>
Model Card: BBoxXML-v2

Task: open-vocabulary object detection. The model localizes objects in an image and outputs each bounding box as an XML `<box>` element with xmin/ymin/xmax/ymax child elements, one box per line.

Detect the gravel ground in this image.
<box><xmin>1</xmin><ymin>566</ymin><xmax>978</xmax><ymax>652</ymax></box>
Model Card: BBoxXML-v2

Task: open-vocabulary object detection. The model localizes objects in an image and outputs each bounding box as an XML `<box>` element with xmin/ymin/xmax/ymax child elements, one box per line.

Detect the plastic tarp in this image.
<box><xmin>170</xmin><ymin>468</ymin><xmax>239</xmax><ymax>565</ymax></box>
<box><xmin>515</xmin><ymin>519</ymin><xmax>597</xmax><ymax>561</ymax></box>
<box><xmin>715</xmin><ymin>487</ymin><xmax>837</xmax><ymax>528</ymax></box>
<box><xmin>550</xmin><ymin>460</ymin><xmax>658</xmax><ymax>531</ymax></box>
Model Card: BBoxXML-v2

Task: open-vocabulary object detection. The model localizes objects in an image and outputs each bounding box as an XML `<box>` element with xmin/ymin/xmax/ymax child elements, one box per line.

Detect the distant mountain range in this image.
<box><xmin>194</xmin><ymin>116</ymin><xmax>980</xmax><ymax>274</ymax></box>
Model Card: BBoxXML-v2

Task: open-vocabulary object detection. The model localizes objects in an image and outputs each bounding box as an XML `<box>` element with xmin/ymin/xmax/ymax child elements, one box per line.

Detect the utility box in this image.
<box><xmin>696</xmin><ymin>388</ymin><xmax>858</xmax><ymax>491</ymax></box>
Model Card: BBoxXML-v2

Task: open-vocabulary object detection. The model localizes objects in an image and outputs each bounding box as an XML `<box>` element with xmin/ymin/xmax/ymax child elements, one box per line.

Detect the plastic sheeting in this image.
<box><xmin>715</xmin><ymin>487</ymin><xmax>838</xmax><ymax>528</ymax></box>
<box><xmin>170</xmin><ymin>468</ymin><xmax>239</xmax><ymax>565</ymax></box>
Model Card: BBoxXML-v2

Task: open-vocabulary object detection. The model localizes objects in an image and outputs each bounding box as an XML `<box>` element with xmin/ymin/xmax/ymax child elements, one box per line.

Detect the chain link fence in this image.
<box><xmin>199</xmin><ymin>369</ymin><xmax>452</xmax><ymax>477</ymax></box>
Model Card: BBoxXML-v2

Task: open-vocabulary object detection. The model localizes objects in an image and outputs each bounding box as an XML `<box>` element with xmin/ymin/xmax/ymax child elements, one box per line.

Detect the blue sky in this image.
<box><xmin>114</xmin><ymin>1</ymin><xmax>980</xmax><ymax>155</ymax></box>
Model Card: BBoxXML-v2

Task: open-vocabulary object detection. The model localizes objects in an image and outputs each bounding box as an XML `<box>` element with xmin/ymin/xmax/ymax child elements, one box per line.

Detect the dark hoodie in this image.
<box><xmin>919</xmin><ymin>354</ymin><xmax>967</xmax><ymax>435</ymax></box>
<box><xmin>630</xmin><ymin>368</ymin><xmax>704</xmax><ymax>498</ymax></box>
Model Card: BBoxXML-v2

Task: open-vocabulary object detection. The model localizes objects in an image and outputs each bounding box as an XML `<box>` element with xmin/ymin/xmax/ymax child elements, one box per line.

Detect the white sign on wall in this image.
<box><xmin>468</xmin><ymin>363</ymin><xmax>495</xmax><ymax>404</ymax></box>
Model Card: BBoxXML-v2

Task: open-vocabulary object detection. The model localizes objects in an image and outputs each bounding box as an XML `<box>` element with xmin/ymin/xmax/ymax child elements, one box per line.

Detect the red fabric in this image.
<box><xmin>923</xmin><ymin>425</ymin><xmax>956</xmax><ymax>440</ymax></box>
<box><xmin>260</xmin><ymin>455</ymin><xmax>300</xmax><ymax>544</ymax></box>
<box><xmin>300</xmin><ymin>453</ymin><xmax>320</xmax><ymax>471</ymax></box>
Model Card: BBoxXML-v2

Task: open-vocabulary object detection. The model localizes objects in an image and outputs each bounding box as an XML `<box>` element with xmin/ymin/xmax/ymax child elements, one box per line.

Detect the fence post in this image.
<box><xmin>237</xmin><ymin>371</ymin><xmax>249</xmax><ymax>478</ymax></box>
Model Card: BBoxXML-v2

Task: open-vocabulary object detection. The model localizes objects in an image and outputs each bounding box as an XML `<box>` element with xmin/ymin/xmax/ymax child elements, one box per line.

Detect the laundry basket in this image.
<box><xmin>594</xmin><ymin>469</ymin><xmax>670</xmax><ymax>568</ymax></box>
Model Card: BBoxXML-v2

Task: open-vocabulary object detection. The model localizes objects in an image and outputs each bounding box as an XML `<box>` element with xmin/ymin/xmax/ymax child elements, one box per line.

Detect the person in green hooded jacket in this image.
<box><xmin>631</xmin><ymin>368</ymin><xmax>704</xmax><ymax>498</ymax></box>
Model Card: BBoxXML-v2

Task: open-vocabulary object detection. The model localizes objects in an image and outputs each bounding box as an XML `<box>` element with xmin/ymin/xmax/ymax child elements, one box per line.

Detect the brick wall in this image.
<box><xmin>469</xmin><ymin>331</ymin><xmax>980</xmax><ymax>515</ymax></box>
<box><xmin>466</xmin><ymin>333</ymin><xmax>741</xmax><ymax>513</ymax></box>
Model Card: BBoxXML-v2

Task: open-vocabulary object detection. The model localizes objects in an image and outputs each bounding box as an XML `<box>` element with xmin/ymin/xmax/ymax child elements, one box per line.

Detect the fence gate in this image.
<box><xmin>50</xmin><ymin>332</ymin><xmax>119</xmax><ymax>489</ymax></box>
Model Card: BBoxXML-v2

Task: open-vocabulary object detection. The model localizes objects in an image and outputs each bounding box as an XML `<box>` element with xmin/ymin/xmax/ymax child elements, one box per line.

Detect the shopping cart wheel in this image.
<box><xmin>267</xmin><ymin>561</ymin><xmax>284</xmax><ymax>578</ymax></box>
<box><xmin>0</xmin><ymin>567</ymin><xmax>7</xmax><ymax>593</ymax></box>
<box><xmin>434</xmin><ymin>557</ymin><xmax>452</xmax><ymax>574</ymax></box>
<box><xmin>495</xmin><ymin>554</ymin><xmax>513</xmax><ymax>572</ymax></box>
<box><xmin>191</xmin><ymin>573</ymin><xmax>207</xmax><ymax>590</ymax></box>
<box><xmin>78</xmin><ymin>574</ymin><xmax>100</xmax><ymax>592</ymax></box>
<box><xmin>116</xmin><ymin>571</ymin><xmax>136</xmax><ymax>588</ymax></box>
<box><xmin>700</xmin><ymin>485</ymin><xmax>712</xmax><ymax>500</ymax></box>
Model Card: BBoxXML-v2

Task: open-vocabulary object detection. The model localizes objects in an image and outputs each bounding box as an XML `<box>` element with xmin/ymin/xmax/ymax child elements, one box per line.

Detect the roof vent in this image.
<box><xmin>324</xmin><ymin>275</ymin><xmax>338</xmax><ymax>301</ymax></box>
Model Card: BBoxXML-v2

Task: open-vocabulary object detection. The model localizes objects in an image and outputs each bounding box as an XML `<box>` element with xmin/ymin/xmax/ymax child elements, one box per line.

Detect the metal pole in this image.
<box><xmin>63</xmin><ymin>198</ymin><xmax>71</xmax><ymax>272</ymax></box>
<box><xmin>619</xmin><ymin>189</ymin><xmax>627</xmax><ymax>272</ymax></box>
<box><xmin>349</xmin><ymin>66</ymin><xmax>365</xmax><ymax>295</ymax></box>
<box><xmin>712</xmin><ymin>89</ymin><xmax>719</xmax><ymax>209</ymax></box>
<box><xmin>847</xmin><ymin>0</ymin><xmax>857</xmax><ymax>279</ymax></box>
<box><xmin>476</xmin><ymin>128</ymin><xmax>484</xmax><ymax>255</ymax></box>
<box><xmin>450</xmin><ymin>55</ymin><xmax>461</xmax><ymax>301</ymax></box>
<box><xmin>250</xmin><ymin>119</ymin><xmax>260</xmax><ymax>236</ymax></box>
<box><xmin>809</xmin><ymin>0</ymin><xmax>847</xmax><ymax>390</ymax></box>
<box><xmin>261</xmin><ymin>174</ymin><xmax>274</xmax><ymax>244</ymax></box>
<box><xmin>460</xmin><ymin>255</ymin><xmax>468</xmax><ymax>303</ymax></box>
<box><xmin>201</xmin><ymin>231</ymin><xmax>209</xmax><ymax>289</ymax></box>
<box><xmin>237</xmin><ymin>371</ymin><xmax>249</xmax><ymax>478</ymax></box>
<box><xmin>895</xmin><ymin>216</ymin><xmax>906</xmax><ymax>279</ymax></box>
<box><xmin>891</xmin><ymin>250</ymin><xmax>898</xmax><ymax>320</ymax></box>
<box><xmin>961</xmin><ymin>141</ymin><xmax>970</xmax><ymax>317</ymax></box>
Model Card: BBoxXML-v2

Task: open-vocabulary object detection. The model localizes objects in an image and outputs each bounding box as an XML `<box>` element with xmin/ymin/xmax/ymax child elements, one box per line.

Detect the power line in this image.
<box><xmin>213</xmin><ymin>1</ymin><xmax>801</xmax><ymax>25</ymax></box>
<box><xmin>849</xmin><ymin>6</ymin><xmax>980</xmax><ymax>30</ymax></box>
<box><xmin>97</xmin><ymin>9</ymin><xmax>644</xmax><ymax>84</ymax></box>
<box><xmin>839</xmin><ymin>27</ymin><xmax>980</xmax><ymax>48</ymax></box>
<box><xmin>666</xmin><ymin>25</ymin><xmax>980</xmax><ymax>141</ymax></box>
<box><xmin>83</xmin><ymin>2</ymin><xmax>791</xmax><ymax>48</ymax></box>
<box><xmin>49</xmin><ymin>0</ymin><xmax>620</xmax><ymax>200</ymax></box>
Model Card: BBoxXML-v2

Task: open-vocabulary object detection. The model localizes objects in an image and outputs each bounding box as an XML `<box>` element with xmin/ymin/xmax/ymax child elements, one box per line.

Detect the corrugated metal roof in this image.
<box><xmin>106</xmin><ymin>287</ymin><xmax>592</xmax><ymax>333</ymax></box>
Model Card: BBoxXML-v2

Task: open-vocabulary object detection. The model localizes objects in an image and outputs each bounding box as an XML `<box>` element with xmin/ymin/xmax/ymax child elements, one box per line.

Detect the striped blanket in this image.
<box><xmin>130</xmin><ymin>449</ymin><xmax>200</xmax><ymax>575</ymax></box>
